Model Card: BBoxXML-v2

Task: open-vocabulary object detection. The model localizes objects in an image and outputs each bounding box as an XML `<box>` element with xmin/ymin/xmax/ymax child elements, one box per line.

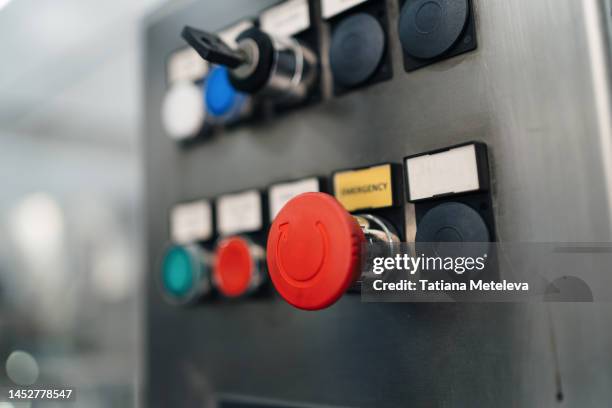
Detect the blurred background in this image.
<box><xmin>0</xmin><ymin>0</ymin><xmax>169</xmax><ymax>406</ymax></box>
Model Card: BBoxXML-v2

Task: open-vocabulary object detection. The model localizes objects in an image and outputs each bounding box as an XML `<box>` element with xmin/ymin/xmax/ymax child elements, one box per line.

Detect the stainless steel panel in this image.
<box><xmin>143</xmin><ymin>0</ymin><xmax>612</xmax><ymax>406</ymax></box>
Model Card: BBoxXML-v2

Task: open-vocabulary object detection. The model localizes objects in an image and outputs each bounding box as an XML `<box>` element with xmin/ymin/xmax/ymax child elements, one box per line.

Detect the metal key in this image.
<box><xmin>181</xmin><ymin>26</ymin><xmax>246</xmax><ymax>69</ymax></box>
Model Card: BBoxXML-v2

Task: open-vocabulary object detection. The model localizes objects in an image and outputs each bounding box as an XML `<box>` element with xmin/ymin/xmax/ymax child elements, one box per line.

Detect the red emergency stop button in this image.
<box><xmin>214</xmin><ymin>236</ymin><xmax>262</xmax><ymax>297</ymax></box>
<box><xmin>266</xmin><ymin>192</ymin><xmax>365</xmax><ymax>310</ymax></box>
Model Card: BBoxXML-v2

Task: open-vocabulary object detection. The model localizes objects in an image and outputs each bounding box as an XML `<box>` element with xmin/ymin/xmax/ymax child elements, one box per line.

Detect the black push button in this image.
<box><xmin>416</xmin><ymin>201</ymin><xmax>490</xmax><ymax>259</ymax></box>
<box><xmin>330</xmin><ymin>13</ymin><xmax>386</xmax><ymax>88</ymax></box>
<box><xmin>398</xmin><ymin>0</ymin><xmax>477</xmax><ymax>71</ymax></box>
<box><xmin>399</xmin><ymin>0</ymin><xmax>468</xmax><ymax>59</ymax></box>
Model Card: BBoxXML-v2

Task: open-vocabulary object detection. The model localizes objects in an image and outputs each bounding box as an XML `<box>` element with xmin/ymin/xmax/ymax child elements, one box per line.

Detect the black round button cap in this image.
<box><xmin>398</xmin><ymin>0</ymin><xmax>469</xmax><ymax>60</ymax></box>
<box><xmin>544</xmin><ymin>276</ymin><xmax>593</xmax><ymax>302</ymax></box>
<box><xmin>329</xmin><ymin>13</ymin><xmax>386</xmax><ymax>88</ymax></box>
<box><xmin>416</xmin><ymin>202</ymin><xmax>490</xmax><ymax>260</ymax></box>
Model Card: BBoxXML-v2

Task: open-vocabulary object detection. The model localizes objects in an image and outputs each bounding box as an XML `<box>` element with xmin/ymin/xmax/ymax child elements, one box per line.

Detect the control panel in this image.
<box><xmin>144</xmin><ymin>0</ymin><xmax>612</xmax><ymax>407</ymax></box>
<box><xmin>163</xmin><ymin>0</ymin><xmax>478</xmax><ymax>144</ymax></box>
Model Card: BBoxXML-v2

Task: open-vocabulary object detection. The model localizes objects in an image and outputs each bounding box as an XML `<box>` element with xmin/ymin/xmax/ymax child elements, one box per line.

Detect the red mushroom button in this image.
<box><xmin>266</xmin><ymin>192</ymin><xmax>365</xmax><ymax>310</ymax></box>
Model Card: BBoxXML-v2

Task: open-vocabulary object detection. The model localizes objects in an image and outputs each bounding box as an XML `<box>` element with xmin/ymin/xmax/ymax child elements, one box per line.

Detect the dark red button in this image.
<box><xmin>266</xmin><ymin>192</ymin><xmax>365</xmax><ymax>310</ymax></box>
<box><xmin>214</xmin><ymin>236</ymin><xmax>253</xmax><ymax>297</ymax></box>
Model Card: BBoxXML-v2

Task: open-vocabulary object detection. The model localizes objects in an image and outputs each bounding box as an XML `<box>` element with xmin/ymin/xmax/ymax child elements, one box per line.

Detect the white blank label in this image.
<box><xmin>167</xmin><ymin>48</ymin><xmax>208</xmax><ymax>84</ymax></box>
<box><xmin>322</xmin><ymin>0</ymin><xmax>368</xmax><ymax>19</ymax></box>
<box><xmin>171</xmin><ymin>200</ymin><xmax>213</xmax><ymax>243</ymax></box>
<box><xmin>406</xmin><ymin>144</ymin><xmax>481</xmax><ymax>201</ymax></box>
<box><xmin>217</xmin><ymin>190</ymin><xmax>262</xmax><ymax>236</ymax></box>
<box><xmin>260</xmin><ymin>0</ymin><xmax>310</xmax><ymax>37</ymax></box>
<box><xmin>269</xmin><ymin>178</ymin><xmax>320</xmax><ymax>220</ymax></box>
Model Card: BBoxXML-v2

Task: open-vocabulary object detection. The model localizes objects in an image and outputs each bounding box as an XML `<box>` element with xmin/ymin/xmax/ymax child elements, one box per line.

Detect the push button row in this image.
<box><xmin>159</xmin><ymin>142</ymin><xmax>493</xmax><ymax>310</ymax></box>
<box><xmin>159</xmin><ymin>163</ymin><xmax>402</xmax><ymax>308</ymax></box>
<box><xmin>162</xmin><ymin>0</ymin><xmax>478</xmax><ymax>142</ymax></box>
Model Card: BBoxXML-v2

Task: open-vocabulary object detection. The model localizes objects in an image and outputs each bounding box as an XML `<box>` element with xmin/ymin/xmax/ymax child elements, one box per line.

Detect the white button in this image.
<box><xmin>161</xmin><ymin>81</ymin><xmax>205</xmax><ymax>141</ymax></box>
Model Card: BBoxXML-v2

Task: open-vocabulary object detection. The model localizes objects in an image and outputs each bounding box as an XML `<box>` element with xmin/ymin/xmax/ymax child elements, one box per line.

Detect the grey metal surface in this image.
<box><xmin>143</xmin><ymin>0</ymin><xmax>612</xmax><ymax>406</ymax></box>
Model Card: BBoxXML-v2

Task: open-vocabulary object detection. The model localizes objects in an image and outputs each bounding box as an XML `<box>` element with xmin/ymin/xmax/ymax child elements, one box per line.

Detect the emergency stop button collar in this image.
<box><xmin>267</xmin><ymin>192</ymin><xmax>365</xmax><ymax>310</ymax></box>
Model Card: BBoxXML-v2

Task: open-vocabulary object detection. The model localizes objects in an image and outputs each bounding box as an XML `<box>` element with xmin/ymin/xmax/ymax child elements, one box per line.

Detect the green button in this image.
<box><xmin>162</xmin><ymin>245</ymin><xmax>196</xmax><ymax>299</ymax></box>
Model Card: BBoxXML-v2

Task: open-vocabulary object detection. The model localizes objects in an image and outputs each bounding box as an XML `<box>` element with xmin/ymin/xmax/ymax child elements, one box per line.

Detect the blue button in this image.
<box><xmin>204</xmin><ymin>66</ymin><xmax>244</xmax><ymax>117</ymax></box>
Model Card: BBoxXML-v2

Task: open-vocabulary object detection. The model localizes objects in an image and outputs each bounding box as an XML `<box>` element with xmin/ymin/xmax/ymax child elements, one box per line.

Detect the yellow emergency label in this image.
<box><xmin>333</xmin><ymin>164</ymin><xmax>394</xmax><ymax>211</ymax></box>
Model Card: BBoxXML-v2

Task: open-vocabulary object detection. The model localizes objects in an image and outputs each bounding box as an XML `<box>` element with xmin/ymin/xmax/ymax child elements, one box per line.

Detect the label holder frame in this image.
<box><xmin>167</xmin><ymin>198</ymin><xmax>217</xmax><ymax>246</ymax></box>
<box><xmin>259</xmin><ymin>0</ymin><xmax>323</xmax><ymax>110</ymax></box>
<box><xmin>403</xmin><ymin>141</ymin><xmax>490</xmax><ymax>204</ymax></box>
<box><xmin>267</xmin><ymin>175</ymin><xmax>328</xmax><ymax>221</ymax></box>
<box><xmin>331</xmin><ymin>162</ymin><xmax>406</xmax><ymax>242</ymax></box>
